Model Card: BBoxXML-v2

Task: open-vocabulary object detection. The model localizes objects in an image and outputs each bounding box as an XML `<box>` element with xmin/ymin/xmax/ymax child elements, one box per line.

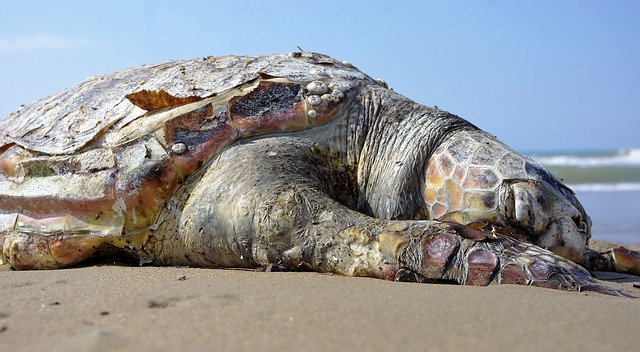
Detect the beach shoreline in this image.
<box><xmin>1</xmin><ymin>264</ymin><xmax>638</xmax><ymax>352</ymax></box>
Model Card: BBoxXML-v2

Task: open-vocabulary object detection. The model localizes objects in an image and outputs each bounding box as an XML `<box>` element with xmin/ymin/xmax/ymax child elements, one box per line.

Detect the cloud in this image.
<box><xmin>0</xmin><ymin>34</ymin><xmax>94</xmax><ymax>52</ymax></box>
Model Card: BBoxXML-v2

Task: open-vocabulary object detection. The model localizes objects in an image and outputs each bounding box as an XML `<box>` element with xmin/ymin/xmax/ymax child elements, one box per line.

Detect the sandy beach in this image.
<box><xmin>1</xmin><ymin>263</ymin><xmax>638</xmax><ymax>352</ymax></box>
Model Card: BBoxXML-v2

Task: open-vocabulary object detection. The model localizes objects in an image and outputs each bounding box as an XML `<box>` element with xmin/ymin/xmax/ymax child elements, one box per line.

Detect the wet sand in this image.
<box><xmin>1</xmin><ymin>264</ymin><xmax>638</xmax><ymax>352</ymax></box>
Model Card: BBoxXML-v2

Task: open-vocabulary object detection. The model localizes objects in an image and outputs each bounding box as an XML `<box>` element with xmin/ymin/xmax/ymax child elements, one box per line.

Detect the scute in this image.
<box><xmin>463</xmin><ymin>168</ymin><xmax>500</xmax><ymax>190</ymax></box>
<box><xmin>229</xmin><ymin>83</ymin><xmax>301</xmax><ymax>119</ymax></box>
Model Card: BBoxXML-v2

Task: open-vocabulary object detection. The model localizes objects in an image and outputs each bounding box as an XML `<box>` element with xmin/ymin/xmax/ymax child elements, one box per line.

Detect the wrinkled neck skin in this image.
<box><xmin>337</xmin><ymin>86</ymin><xmax>591</xmax><ymax>264</ymax></box>
<box><xmin>344</xmin><ymin>85</ymin><xmax>478</xmax><ymax>220</ymax></box>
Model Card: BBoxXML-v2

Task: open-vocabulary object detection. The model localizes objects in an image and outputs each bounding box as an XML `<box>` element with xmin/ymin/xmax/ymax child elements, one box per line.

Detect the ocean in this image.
<box><xmin>527</xmin><ymin>148</ymin><xmax>640</xmax><ymax>245</ymax></box>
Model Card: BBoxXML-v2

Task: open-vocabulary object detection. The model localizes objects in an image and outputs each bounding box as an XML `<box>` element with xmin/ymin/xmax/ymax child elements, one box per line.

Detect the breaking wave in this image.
<box><xmin>531</xmin><ymin>148</ymin><xmax>640</xmax><ymax>168</ymax></box>
<box><xmin>527</xmin><ymin>148</ymin><xmax>640</xmax><ymax>192</ymax></box>
<box><xmin>567</xmin><ymin>182</ymin><xmax>640</xmax><ymax>193</ymax></box>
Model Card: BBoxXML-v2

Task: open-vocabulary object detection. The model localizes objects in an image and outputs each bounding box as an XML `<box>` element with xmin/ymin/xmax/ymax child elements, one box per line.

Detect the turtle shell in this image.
<box><xmin>0</xmin><ymin>52</ymin><xmax>372</xmax><ymax>154</ymax></box>
<box><xmin>0</xmin><ymin>52</ymin><xmax>376</xmax><ymax>237</ymax></box>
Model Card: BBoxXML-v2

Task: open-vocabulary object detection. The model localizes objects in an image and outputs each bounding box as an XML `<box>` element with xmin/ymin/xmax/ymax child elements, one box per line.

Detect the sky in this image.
<box><xmin>1</xmin><ymin>0</ymin><xmax>638</xmax><ymax>152</ymax></box>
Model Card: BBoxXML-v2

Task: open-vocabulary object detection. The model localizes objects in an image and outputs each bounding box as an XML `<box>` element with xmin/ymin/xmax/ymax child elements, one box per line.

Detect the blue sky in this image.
<box><xmin>1</xmin><ymin>0</ymin><xmax>638</xmax><ymax>152</ymax></box>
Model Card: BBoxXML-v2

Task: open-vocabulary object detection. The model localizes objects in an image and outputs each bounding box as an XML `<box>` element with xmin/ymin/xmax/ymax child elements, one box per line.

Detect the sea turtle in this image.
<box><xmin>1</xmin><ymin>52</ymin><xmax>638</xmax><ymax>295</ymax></box>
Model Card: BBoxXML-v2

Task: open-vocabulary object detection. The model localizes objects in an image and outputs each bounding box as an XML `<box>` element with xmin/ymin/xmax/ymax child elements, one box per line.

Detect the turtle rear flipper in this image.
<box><xmin>2</xmin><ymin>232</ymin><xmax>118</xmax><ymax>269</ymax></box>
<box><xmin>585</xmin><ymin>241</ymin><xmax>640</xmax><ymax>276</ymax></box>
<box><xmin>611</xmin><ymin>247</ymin><xmax>640</xmax><ymax>275</ymax></box>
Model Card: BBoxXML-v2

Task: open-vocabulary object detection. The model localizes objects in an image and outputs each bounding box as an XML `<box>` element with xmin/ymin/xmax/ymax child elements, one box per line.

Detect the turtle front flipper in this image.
<box><xmin>164</xmin><ymin>135</ymin><xmax>628</xmax><ymax>296</ymax></box>
<box><xmin>396</xmin><ymin>227</ymin><xmax>629</xmax><ymax>296</ymax></box>
<box><xmin>2</xmin><ymin>232</ymin><xmax>120</xmax><ymax>269</ymax></box>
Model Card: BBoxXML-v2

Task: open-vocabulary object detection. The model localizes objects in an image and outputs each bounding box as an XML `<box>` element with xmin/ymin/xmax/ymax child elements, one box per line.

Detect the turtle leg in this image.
<box><xmin>397</xmin><ymin>229</ymin><xmax>631</xmax><ymax>296</ymax></box>
<box><xmin>248</xmin><ymin>185</ymin><xmax>626</xmax><ymax>296</ymax></box>
<box><xmin>584</xmin><ymin>240</ymin><xmax>640</xmax><ymax>276</ymax></box>
<box><xmin>1</xmin><ymin>231</ymin><xmax>119</xmax><ymax>269</ymax></box>
<box><xmin>169</xmin><ymin>136</ymin><xmax>627</xmax><ymax>296</ymax></box>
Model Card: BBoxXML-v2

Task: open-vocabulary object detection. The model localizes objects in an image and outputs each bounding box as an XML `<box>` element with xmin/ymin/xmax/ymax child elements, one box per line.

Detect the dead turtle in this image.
<box><xmin>0</xmin><ymin>52</ymin><xmax>637</xmax><ymax>295</ymax></box>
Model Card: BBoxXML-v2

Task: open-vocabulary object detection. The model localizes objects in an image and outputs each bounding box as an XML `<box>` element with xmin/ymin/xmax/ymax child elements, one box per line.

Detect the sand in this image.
<box><xmin>1</xmin><ymin>264</ymin><xmax>638</xmax><ymax>352</ymax></box>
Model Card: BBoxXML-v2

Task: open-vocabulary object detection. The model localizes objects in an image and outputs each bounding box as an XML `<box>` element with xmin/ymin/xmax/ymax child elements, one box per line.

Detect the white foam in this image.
<box><xmin>568</xmin><ymin>182</ymin><xmax>640</xmax><ymax>192</ymax></box>
<box><xmin>533</xmin><ymin>148</ymin><xmax>640</xmax><ymax>167</ymax></box>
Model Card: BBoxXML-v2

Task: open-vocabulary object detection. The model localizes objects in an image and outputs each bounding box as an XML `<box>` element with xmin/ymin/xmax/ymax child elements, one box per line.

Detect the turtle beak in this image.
<box><xmin>503</xmin><ymin>180</ymin><xmax>591</xmax><ymax>263</ymax></box>
<box><xmin>537</xmin><ymin>188</ymin><xmax>591</xmax><ymax>263</ymax></box>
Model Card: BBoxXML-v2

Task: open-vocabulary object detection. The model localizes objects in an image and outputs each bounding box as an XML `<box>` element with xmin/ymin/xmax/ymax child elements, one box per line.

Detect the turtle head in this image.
<box><xmin>503</xmin><ymin>178</ymin><xmax>591</xmax><ymax>263</ymax></box>
<box><xmin>421</xmin><ymin>131</ymin><xmax>592</xmax><ymax>264</ymax></box>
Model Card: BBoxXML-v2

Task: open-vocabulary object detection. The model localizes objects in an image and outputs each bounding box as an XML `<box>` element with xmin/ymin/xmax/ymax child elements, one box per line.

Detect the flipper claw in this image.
<box><xmin>398</xmin><ymin>225</ymin><xmax>634</xmax><ymax>297</ymax></box>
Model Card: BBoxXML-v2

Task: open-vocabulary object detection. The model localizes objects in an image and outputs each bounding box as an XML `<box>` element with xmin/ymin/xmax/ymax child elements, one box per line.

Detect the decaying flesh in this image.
<box><xmin>0</xmin><ymin>52</ymin><xmax>637</xmax><ymax>296</ymax></box>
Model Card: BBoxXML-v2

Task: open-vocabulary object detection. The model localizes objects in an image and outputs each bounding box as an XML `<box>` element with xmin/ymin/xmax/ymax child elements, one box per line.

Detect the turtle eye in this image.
<box><xmin>508</xmin><ymin>181</ymin><xmax>550</xmax><ymax>235</ymax></box>
<box><xmin>551</xmin><ymin>194</ymin><xmax>590</xmax><ymax>237</ymax></box>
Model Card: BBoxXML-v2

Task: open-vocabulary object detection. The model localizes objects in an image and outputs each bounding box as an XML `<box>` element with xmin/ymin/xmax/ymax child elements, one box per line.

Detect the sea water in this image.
<box><xmin>527</xmin><ymin>148</ymin><xmax>640</xmax><ymax>244</ymax></box>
